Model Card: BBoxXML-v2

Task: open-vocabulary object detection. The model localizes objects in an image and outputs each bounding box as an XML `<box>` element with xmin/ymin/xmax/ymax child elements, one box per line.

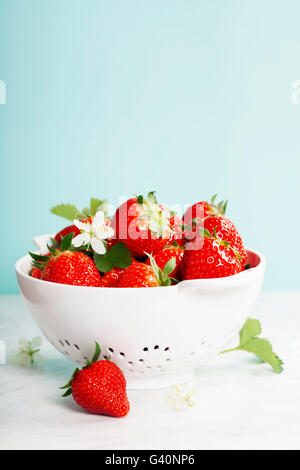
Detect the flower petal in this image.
<box><xmin>72</xmin><ymin>233</ymin><xmax>91</xmax><ymax>247</ymax></box>
<box><xmin>104</xmin><ymin>226</ymin><xmax>115</xmax><ymax>239</ymax></box>
<box><xmin>30</xmin><ymin>337</ymin><xmax>42</xmax><ymax>349</ymax></box>
<box><xmin>91</xmin><ymin>212</ymin><xmax>105</xmax><ymax>233</ymax></box>
<box><xmin>91</xmin><ymin>237</ymin><xmax>106</xmax><ymax>254</ymax></box>
<box><xmin>73</xmin><ymin>219</ymin><xmax>90</xmax><ymax>232</ymax></box>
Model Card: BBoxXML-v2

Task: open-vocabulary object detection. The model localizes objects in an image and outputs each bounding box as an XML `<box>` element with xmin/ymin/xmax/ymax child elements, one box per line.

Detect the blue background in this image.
<box><xmin>1</xmin><ymin>0</ymin><xmax>299</xmax><ymax>293</ymax></box>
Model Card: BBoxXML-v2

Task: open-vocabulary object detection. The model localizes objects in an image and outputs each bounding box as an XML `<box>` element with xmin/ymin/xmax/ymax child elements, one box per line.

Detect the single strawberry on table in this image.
<box><xmin>111</xmin><ymin>191</ymin><xmax>183</xmax><ymax>258</ymax></box>
<box><xmin>182</xmin><ymin>227</ymin><xmax>243</xmax><ymax>280</ymax></box>
<box><xmin>61</xmin><ymin>343</ymin><xmax>130</xmax><ymax>417</ymax></box>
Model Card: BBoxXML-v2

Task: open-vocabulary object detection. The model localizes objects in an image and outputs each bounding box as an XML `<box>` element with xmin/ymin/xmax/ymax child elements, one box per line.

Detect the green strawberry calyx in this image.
<box><xmin>209</xmin><ymin>194</ymin><xmax>228</xmax><ymax>217</ymax></box>
<box><xmin>28</xmin><ymin>232</ymin><xmax>75</xmax><ymax>271</ymax></box>
<box><xmin>136</xmin><ymin>191</ymin><xmax>176</xmax><ymax>238</ymax></box>
<box><xmin>197</xmin><ymin>226</ymin><xmax>242</xmax><ymax>262</ymax></box>
<box><xmin>146</xmin><ymin>252</ymin><xmax>178</xmax><ymax>286</ymax></box>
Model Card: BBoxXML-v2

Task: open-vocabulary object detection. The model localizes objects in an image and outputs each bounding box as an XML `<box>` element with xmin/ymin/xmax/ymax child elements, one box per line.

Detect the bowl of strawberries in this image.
<box><xmin>15</xmin><ymin>193</ymin><xmax>265</xmax><ymax>389</ymax></box>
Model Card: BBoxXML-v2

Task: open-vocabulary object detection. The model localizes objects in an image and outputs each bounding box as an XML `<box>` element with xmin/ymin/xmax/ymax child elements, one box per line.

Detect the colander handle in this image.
<box><xmin>33</xmin><ymin>233</ymin><xmax>55</xmax><ymax>254</ymax></box>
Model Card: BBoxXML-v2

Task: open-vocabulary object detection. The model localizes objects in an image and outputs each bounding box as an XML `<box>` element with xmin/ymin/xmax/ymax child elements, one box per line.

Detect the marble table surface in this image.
<box><xmin>1</xmin><ymin>292</ymin><xmax>300</xmax><ymax>450</ymax></box>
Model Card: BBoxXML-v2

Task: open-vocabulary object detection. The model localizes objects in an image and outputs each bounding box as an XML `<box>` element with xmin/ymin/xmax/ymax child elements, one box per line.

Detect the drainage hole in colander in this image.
<box><xmin>164</xmin><ymin>347</ymin><xmax>169</xmax><ymax>351</ymax></box>
<box><xmin>146</xmin><ymin>366</ymin><xmax>151</xmax><ymax>369</ymax></box>
<box><xmin>119</xmin><ymin>352</ymin><xmax>125</xmax><ymax>357</ymax></box>
<box><xmin>64</xmin><ymin>351</ymin><xmax>69</xmax><ymax>356</ymax></box>
<box><xmin>108</xmin><ymin>348</ymin><xmax>114</xmax><ymax>354</ymax></box>
<box><xmin>165</xmin><ymin>358</ymin><xmax>171</xmax><ymax>362</ymax></box>
<box><xmin>154</xmin><ymin>345</ymin><xmax>159</xmax><ymax>350</ymax></box>
<box><xmin>74</xmin><ymin>344</ymin><xmax>80</xmax><ymax>350</ymax></box>
<box><xmin>143</xmin><ymin>347</ymin><xmax>149</xmax><ymax>352</ymax></box>
<box><xmin>139</xmin><ymin>359</ymin><xmax>144</xmax><ymax>362</ymax></box>
<box><xmin>65</xmin><ymin>340</ymin><xmax>70</xmax><ymax>346</ymax></box>
<box><xmin>58</xmin><ymin>340</ymin><xmax>64</xmax><ymax>346</ymax></box>
<box><xmin>103</xmin><ymin>355</ymin><xmax>109</xmax><ymax>360</ymax></box>
<box><xmin>84</xmin><ymin>356</ymin><xmax>88</xmax><ymax>361</ymax></box>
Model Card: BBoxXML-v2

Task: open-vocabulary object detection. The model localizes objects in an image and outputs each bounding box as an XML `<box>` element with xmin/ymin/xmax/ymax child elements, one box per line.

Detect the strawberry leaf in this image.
<box><xmin>94</xmin><ymin>243</ymin><xmax>132</xmax><ymax>273</ymax></box>
<box><xmin>50</xmin><ymin>203</ymin><xmax>81</xmax><ymax>221</ymax></box>
<box><xmin>221</xmin><ymin>318</ymin><xmax>284</xmax><ymax>374</ymax></box>
<box><xmin>90</xmin><ymin>198</ymin><xmax>107</xmax><ymax>217</ymax></box>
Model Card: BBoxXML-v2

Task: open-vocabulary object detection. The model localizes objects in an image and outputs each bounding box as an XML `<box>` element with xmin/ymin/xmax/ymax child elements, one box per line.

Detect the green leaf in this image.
<box><xmin>60</xmin><ymin>232</ymin><xmax>74</xmax><ymax>251</ymax></box>
<box><xmin>163</xmin><ymin>257</ymin><xmax>176</xmax><ymax>277</ymax></box>
<box><xmin>91</xmin><ymin>342</ymin><xmax>101</xmax><ymax>363</ymax></box>
<box><xmin>239</xmin><ymin>318</ymin><xmax>262</xmax><ymax>347</ymax></box>
<box><xmin>61</xmin><ymin>388</ymin><xmax>72</xmax><ymax>397</ymax></box>
<box><xmin>221</xmin><ymin>318</ymin><xmax>283</xmax><ymax>374</ymax></box>
<box><xmin>147</xmin><ymin>191</ymin><xmax>158</xmax><ymax>204</ymax></box>
<box><xmin>28</xmin><ymin>252</ymin><xmax>50</xmax><ymax>262</ymax></box>
<box><xmin>50</xmin><ymin>203</ymin><xmax>80</xmax><ymax>221</ymax></box>
<box><xmin>90</xmin><ymin>198</ymin><xmax>105</xmax><ymax>217</ymax></box>
<box><xmin>94</xmin><ymin>242</ymin><xmax>132</xmax><ymax>273</ymax></box>
<box><xmin>137</xmin><ymin>195</ymin><xmax>144</xmax><ymax>205</ymax></box>
<box><xmin>242</xmin><ymin>338</ymin><xmax>284</xmax><ymax>374</ymax></box>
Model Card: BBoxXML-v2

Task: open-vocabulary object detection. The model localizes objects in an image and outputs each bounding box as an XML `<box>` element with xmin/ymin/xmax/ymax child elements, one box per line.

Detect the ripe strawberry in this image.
<box><xmin>101</xmin><ymin>259</ymin><xmax>137</xmax><ymax>287</ymax></box>
<box><xmin>102</xmin><ymin>266</ymin><xmax>124</xmax><ymax>287</ymax></box>
<box><xmin>117</xmin><ymin>261</ymin><xmax>159</xmax><ymax>288</ymax></box>
<box><xmin>182</xmin><ymin>229</ymin><xmax>243</xmax><ymax>280</ymax></box>
<box><xmin>204</xmin><ymin>215</ymin><xmax>247</xmax><ymax>264</ymax></box>
<box><xmin>145</xmin><ymin>244</ymin><xmax>184</xmax><ymax>280</ymax></box>
<box><xmin>61</xmin><ymin>343</ymin><xmax>130</xmax><ymax>417</ymax></box>
<box><xmin>183</xmin><ymin>195</ymin><xmax>228</xmax><ymax>232</ymax></box>
<box><xmin>117</xmin><ymin>254</ymin><xmax>178</xmax><ymax>288</ymax></box>
<box><xmin>111</xmin><ymin>192</ymin><xmax>181</xmax><ymax>258</ymax></box>
<box><xmin>30</xmin><ymin>267</ymin><xmax>42</xmax><ymax>279</ymax></box>
<box><xmin>42</xmin><ymin>251</ymin><xmax>102</xmax><ymax>287</ymax></box>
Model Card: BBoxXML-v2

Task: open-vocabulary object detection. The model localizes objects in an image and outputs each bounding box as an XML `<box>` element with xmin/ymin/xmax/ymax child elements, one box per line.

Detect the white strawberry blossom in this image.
<box><xmin>72</xmin><ymin>211</ymin><xmax>114</xmax><ymax>255</ymax></box>
<box><xmin>168</xmin><ymin>379</ymin><xmax>196</xmax><ymax>410</ymax></box>
<box><xmin>11</xmin><ymin>337</ymin><xmax>44</xmax><ymax>367</ymax></box>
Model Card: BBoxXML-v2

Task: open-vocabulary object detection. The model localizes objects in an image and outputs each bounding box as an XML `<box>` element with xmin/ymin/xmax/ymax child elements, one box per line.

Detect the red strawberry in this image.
<box><xmin>111</xmin><ymin>192</ymin><xmax>180</xmax><ymax>258</ymax></box>
<box><xmin>101</xmin><ymin>259</ymin><xmax>137</xmax><ymax>287</ymax></box>
<box><xmin>61</xmin><ymin>343</ymin><xmax>130</xmax><ymax>417</ymax></box>
<box><xmin>117</xmin><ymin>261</ymin><xmax>159</xmax><ymax>288</ymax></box>
<box><xmin>102</xmin><ymin>266</ymin><xmax>124</xmax><ymax>287</ymax></box>
<box><xmin>145</xmin><ymin>245</ymin><xmax>184</xmax><ymax>280</ymax></box>
<box><xmin>182</xmin><ymin>229</ymin><xmax>243</xmax><ymax>280</ymax></box>
<box><xmin>183</xmin><ymin>195</ymin><xmax>228</xmax><ymax>232</ymax></box>
<box><xmin>41</xmin><ymin>251</ymin><xmax>102</xmax><ymax>287</ymax></box>
<box><xmin>30</xmin><ymin>267</ymin><xmax>42</xmax><ymax>279</ymax></box>
<box><xmin>203</xmin><ymin>216</ymin><xmax>247</xmax><ymax>264</ymax></box>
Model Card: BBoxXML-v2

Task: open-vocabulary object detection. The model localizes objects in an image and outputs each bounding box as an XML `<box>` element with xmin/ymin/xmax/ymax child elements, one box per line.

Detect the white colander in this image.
<box><xmin>15</xmin><ymin>234</ymin><xmax>265</xmax><ymax>390</ymax></box>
